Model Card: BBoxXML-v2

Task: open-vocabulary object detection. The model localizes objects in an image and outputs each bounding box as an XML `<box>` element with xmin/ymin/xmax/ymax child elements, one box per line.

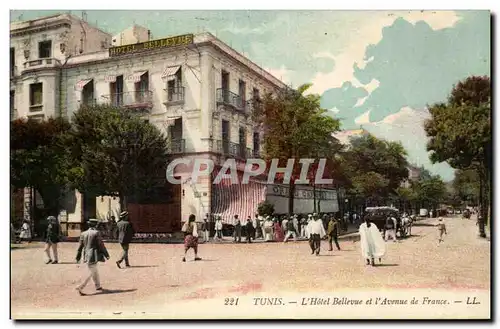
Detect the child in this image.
<box><xmin>437</xmin><ymin>218</ymin><xmax>447</xmax><ymax>243</ymax></box>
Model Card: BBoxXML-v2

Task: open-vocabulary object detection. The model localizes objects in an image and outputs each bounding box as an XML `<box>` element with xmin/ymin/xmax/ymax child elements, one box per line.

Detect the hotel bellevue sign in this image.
<box><xmin>109</xmin><ymin>34</ymin><xmax>194</xmax><ymax>57</ymax></box>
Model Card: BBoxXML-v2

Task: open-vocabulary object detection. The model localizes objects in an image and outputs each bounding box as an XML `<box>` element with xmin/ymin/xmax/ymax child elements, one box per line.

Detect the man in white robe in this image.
<box><xmin>263</xmin><ymin>217</ymin><xmax>274</xmax><ymax>242</ymax></box>
<box><xmin>359</xmin><ymin>218</ymin><xmax>386</xmax><ymax>266</ymax></box>
<box><xmin>306</xmin><ymin>216</ymin><xmax>326</xmax><ymax>256</ymax></box>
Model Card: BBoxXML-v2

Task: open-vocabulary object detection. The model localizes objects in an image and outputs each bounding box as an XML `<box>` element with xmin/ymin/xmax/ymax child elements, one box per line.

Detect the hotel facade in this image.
<box><xmin>11</xmin><ymin>14</ymin><xmax>338</xmax><ymax>236</ymax></box>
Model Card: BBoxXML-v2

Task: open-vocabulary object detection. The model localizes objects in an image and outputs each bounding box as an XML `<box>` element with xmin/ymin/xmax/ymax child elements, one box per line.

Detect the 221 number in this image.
<box><xmin>224</xmin><ymin>298</ymin><xmax>239</xmax><ymax>306</ymax></box>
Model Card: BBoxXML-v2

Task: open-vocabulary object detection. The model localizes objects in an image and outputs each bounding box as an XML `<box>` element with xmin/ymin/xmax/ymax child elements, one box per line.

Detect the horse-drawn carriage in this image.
<box><xmin>364</xmin><ymin>207</ymin><xmax>413</xmax><ymax>238</ymax></box>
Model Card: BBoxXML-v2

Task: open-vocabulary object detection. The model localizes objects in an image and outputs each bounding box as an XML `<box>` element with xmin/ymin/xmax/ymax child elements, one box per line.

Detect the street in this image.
<box><xmin>11</xmin><ymin>217</ymin><xmax>490</xmax><ymax>319</ymax></box>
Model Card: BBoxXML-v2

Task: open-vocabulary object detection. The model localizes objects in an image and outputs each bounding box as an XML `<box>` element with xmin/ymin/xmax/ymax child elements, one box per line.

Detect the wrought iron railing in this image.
<box><xmin>102</xmin><ymin>91</ymin><xmax>153</xmax><ymax>108</ymax></box>
<box><xmin>216</xmin><ymin>140</ymin><xmax>247</xmax><ymax>158</ymax></box>
<box><xmin>216</xmin><ymin>88</ymin><xmax>246</xmax><ymax>112</ymax></box>
<box><xmin>166</xmin><ymin>86</ymin><xmax>185</xmax><ymax>103</ymax></box>
<box><xmin>22</xmin><ymin>58</ymin><xmax>60</xmax><ymax>70</ymax></box>
<box><xmin>168</xmin><ymin>139</ymin><xmax>185</xmax><ymax>154</ymax></box>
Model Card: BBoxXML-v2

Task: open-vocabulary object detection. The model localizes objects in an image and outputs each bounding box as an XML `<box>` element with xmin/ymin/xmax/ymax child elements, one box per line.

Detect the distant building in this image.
<box><xmin>401</xmin><ymin>165</ymin><xmax>422</xmax><ymax>188</ymax></box>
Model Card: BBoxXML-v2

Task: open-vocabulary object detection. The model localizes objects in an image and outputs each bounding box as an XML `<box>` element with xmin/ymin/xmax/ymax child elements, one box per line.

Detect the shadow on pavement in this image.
<box><xmin>413</xmin><ymin>223</ymin><xmax>436</xmax><ymax>227</ymax></box>
<box><xmin>84</xmin><ymin>288</ymin><xmax>137</xmax><ymax>296</ymax></box>
<box><xmin>51</xmin><ymin>262</ymin><xmax>77</xmax><ymax>265</ymax></box>
<box><xmin>376</xmin><ymin>264</ymin><xmax>399</xmax><ymax>267</ymax></box>
<box><xmin>127</xmin><ymin>265</ymin><xmax>158</xmax><ymax>268</ymax></box>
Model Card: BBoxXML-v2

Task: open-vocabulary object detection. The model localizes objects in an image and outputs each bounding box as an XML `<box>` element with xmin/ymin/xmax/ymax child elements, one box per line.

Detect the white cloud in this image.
<box><xmin>264</xmin><ymin>65</ymin><xmax>291</xmax><ymax>84</ymax></box>
<box><xmin>354</xmin><ymin>110</ymin><xmax>371</xmax><ymax>125</ymax></box>
<box><xmin>360</xmin><ymin>107</ymin><xmax>453</xmax><ymax>181</ymax></box>
<box><xmin>308</xmin><ymin>11</ymin><xmax>460</xmax><ymax>95</ymax></box>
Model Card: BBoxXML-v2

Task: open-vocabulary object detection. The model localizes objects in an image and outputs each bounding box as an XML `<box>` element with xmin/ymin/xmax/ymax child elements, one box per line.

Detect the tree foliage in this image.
<box><xmin>424</xmin><ymin>75</ymin><xmax>491</xmax><ymax>236</ymax></box>
<box><xmin>10</xmin><ymin>117</ymin><xmax>73</xmax><ymax>214</ymax></box>
<box><xmin>452</xmin><ymin>169</ymin><xmax>480</xmax><ymax>204</ymax></box>
<box><xmin>253</xmin><ymin>84</ymin><xmax>343</xmax><ymax>213</ymax></box>
<box><xmin>342</xmin><ymin>134</ymin><xmax>409</xmax><ymax>201</ymax></box>
<box><xmin>68</xmin><ymin>105</ymin><xmax>170</xmax><ymax>208</ymax></box>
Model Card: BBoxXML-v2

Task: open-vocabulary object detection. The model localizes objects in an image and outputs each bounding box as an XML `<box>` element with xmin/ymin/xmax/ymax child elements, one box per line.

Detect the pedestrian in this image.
<box><xmin>108</xmin><ymin>216</ymin><xmax>117</xmax><ymax>240</ymax></box>
<box><xmin>300</xmin><ymin>216</ymin><xmax>309</xmax><ymax>238</ymax></box>
<box><xmin>384</xmin><ymin>213</ymin><xmax>398</xmax><ymax>242</ymax></box>
<box><xmin>115</xmin><ymin>211</ymin><xmax>135</xmax><ymax>269</ymax></box>
<box><xmin>283</xmin><ymin>217</ymin><xmax>297</xmax><ymax>242</ymax></box>
<box><xmin>273</xmin><ymin>218</ymin><xmax>284</xmax><ymax>242</ymax></box>
<box><xmin>359</xmin><ymin>216</ymin><xmax>386</xmax><ymax>266</ymax></box>
<box><xmin>327</xmin><ymin>217</ymin><xmax>341</xmax><ymax>251</ymax></box>
<box><xmin>306</xmin><ymin>214</ymin><xmax>326</xmax><ymax>256</ymax></box>
<box><xmin>214</xmin><ymin>216</ymin><xmax>223</xmax><ymax>240</ymax></box>
<box><xmin>252</xmin><ymin>213</ymin><xmax>260</xmax><ymax>239</ymax></box>
<box><xmin>201</xmin><ymin>216</ymin><xmax>210</xmax><ymax>243</ymax></box>
<box><xmin>75</xmin><ymin>218</ymin><xmax>110</xmax><ymax>295</ymax></box>
<box><xmin>263</xmin><ymin>216</ymin><xmax>274</xmax><ymax>242</ymax></box>
<box><xmin>43</xmin><ymin>216</ymin><xmax>61</xmax><ymax>264</ymax></box>
<box><xmin>245</xmin><ymin>216</ymin><xmax>254</xmax><ymax>243</ymax></box>
<box><xmin>19</xmin><ymin>220</ymin><xmax>31</xmax><ymax>243</ymax></box>
<box><xmin>233</xmin><ymin>215</ymin><xmax>242</xmax><ymax>243</ymax></box>
<box><xmin>437</xmin><ymin>217</ymin><xmax>447</xmax><ymax>243</ymax></box>
<box><xmin>11</xmin><ymin>223</ymin><xmax>16</xmax><ymax>244</ymax></box>
<box><xmin>181</xmin><ymin>214</ymin><xmax>201</xmax><ymax>262</ymax></box>
<box><xmin>282</xmin><ymin>216</ymin><xmax>289</xmax><ymax>238</ymax></box>
<box><xmin>292</xmin><ymin>214</ymin><xmax>299</xmax><ymax>235</ymax></box>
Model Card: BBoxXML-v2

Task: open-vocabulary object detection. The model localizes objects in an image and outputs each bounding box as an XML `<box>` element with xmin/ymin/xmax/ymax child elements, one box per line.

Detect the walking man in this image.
<box><xmin>306</xmin><ymin>214</ymin><xmax>326</xmax><ymax>256</ymax></box>
<box><xmin>233</xmin><ymin>215</ymin><xmax>242</xmax><ymax>243</ymax></box>
<box><xmin>201</xmin><ymin>216</ymin><xmax>210</xmax><ymax>243</ymax></box>
<box><xmin>116</xmin><ymin>211</ymin><xmax>135</xmax><ymax>269</ymax></box>
<box><xmin>283</xmin><ymin>217</ymin><xmax>298</xmax><ymax>242</ymax></box>
<box><xmin>245</xmin><ymin>216</ymin><xmax>254</xmax><ymax>243</ymax></box>
<box><xmin>75</xmin><ymin>218</ymin><xmax>110</xmax><ymax>295</ymax></box>
<box><xmin>327</xmin><ymin>216</ymin><xmax>341</xmax><ymax>251</ymax></box>
<box><xmin>437</xmin><ymin>217</ymin><xmax>447</xmax><ymax>243</ymax></box>
<box><xmin>252</xmin><ymin>214</ymin><xmax>260</xmax><ymax>239</ymax></box>
<box><xmin>181</xmin><ymin>214</ymin><xmax>202</xmax><ymax>262</ymax></box>
<box><xmin>44</xmin><ymin>216</ymin><xmax>61</xmax><ymax>264</ymax></box>
<box><xmin>384</xmin><ymin>214</ymin><xmax>398</xmax><ymax>242</ymax></box>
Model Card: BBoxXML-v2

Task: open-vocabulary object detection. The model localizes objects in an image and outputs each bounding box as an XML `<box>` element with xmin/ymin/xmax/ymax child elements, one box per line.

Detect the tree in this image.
<box><xmin>395</xmin><ymin>186</ymin><xmax>416</xmax><ymax>213</ymax></box>
<box><xmin>253</xmin><ymin>84</ymin><xmax>342</xmax><ymax>214</ymax></box>
<box><xmin>11</xmin><ymin>117</ymin><xmax>73</xmax><ymax>217</ymax></box>
<box><xmin>425</xmin><ymin>76</ymin><xmax>491</xmax><ymax>237</ymax></box>
<box><xmin>69</xmin><ymin>105</ymin><xmax>170</xmax><ymax>210</ymax></box>
<box><xmin>343</xmin><ymin>134</ymin><xmax>409</xmax><ymax>205</ymax></box>
<box><xmin>412</xmin><ymin>175</ymin><xmax>447</xmax><ymax>212</ymax></box>
<box><xmin>257</xmin><ymin>201</ymin><xmax>275</xmax><ymax>217</ymax></box>
<box><xmin>453</xmin><ymin>169</ymin><xmax>480</xmax><ymax>205</ymax></box>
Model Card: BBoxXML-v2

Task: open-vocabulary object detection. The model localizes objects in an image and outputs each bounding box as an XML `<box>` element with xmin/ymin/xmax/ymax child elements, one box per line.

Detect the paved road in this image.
<box><xmin>11</xmin><ymin>217</ymin><xmax>490</xmax><ymax>319</ymax></box>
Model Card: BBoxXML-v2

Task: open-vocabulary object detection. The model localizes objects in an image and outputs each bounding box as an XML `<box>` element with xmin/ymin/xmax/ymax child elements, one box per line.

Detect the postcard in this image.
<box><xmin>10</xmin><ymin>9</ymin><xmax>491</xmax><ymax>320</ymax></box>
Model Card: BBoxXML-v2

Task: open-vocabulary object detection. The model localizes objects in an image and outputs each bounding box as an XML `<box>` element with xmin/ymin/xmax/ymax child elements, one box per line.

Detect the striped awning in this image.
<box><xmin>211</xmin><ymin>177</ymin><xmax>267</xmax><ymax>224</ymax></box>
<box><xmin>165</xmin><ymin>117</ymin><xmax>181</xmax><ymax>126</ymax></box>
<box><xmin>129</xmin><ymin>71</ymin><xmax>147</xmax><ymax>83</ymax></box>
<box><xmin>75</xmin><ymin>79</ymin><xmax>92</xmax><ymax>90</ymax></box>
<box><xmin>161</xmin><ymin>65</ymin><xmax>181</xmax><ymax>80</ymax></box>
<box><xmin>104</xmin><ymin>75</ymin><xmax>117</xmax><ymax>83</ymax></box>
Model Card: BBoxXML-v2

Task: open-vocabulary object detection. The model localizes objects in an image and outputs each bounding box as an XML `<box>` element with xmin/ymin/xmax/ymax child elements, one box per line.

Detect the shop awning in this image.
<box><xmin>161</xmin><ymin>65</ymin><xmax>181</xmax><ymax>80</ymax></box>
<box><xmin>129</xmin><ymin>71</ymin><xmax>148</xmax><ymax>83</ymax></box>
<box><xmin>75</xmin><ymin>79</ymin><xmax>92</xmax><ymax>90</ymax></box>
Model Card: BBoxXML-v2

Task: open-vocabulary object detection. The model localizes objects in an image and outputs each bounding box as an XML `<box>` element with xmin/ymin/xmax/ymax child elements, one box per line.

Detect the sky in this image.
<box><xmin>10</xmin><ymin>10</ymin><xmax>491</xmax><ymax>181</ymax></box>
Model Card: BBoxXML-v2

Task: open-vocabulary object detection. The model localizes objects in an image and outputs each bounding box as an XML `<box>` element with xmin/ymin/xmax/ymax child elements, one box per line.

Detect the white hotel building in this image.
<box><xmin>11</xmin><ymin>14</ymin><xmax>338</xmax><ymax>236</ymax></box>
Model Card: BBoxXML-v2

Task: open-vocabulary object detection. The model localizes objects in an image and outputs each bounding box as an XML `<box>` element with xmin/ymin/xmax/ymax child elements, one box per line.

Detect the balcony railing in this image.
<box><xmin>168</xmin><ymin>139</ymin><xmax>185</xmax><ymax>154</ymax></box>
<box><xmin>101</xmin><ymin>91</ymin><xmax>153</xmax><ymax>110</ymax></box>
<box><xmin>216</xmin><ymin>89</ymin><xmax>247</xmax><ymax>113</ymax></box>
<box><xmin>216</xmin><ymin>140</ymin><xmax>249</xmax><ymax>158</ymax></box>
<box><xmin>22</xmin><ymin>58</ymin><xmax>60</xmax><ymax>70</ymax></box>
<box><xmin>165</xmin><ymin>86</ymin><xmax>185</xmax><ymax>104</ymax></box>
<box><xmin>79</xmin><ymin>98</ymin><xmax>97</xmax><ymax>108</ymax></box>
<box><xmin>251</xmin><ymin>149</ymin><xmax>261</xmax><ymax>158</ymax></box>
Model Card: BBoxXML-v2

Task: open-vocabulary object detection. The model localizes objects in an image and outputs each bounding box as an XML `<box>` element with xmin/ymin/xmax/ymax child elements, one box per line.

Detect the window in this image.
<box><xmin>253</xmin><ymin>132</ymin><xmax>260</xmax><ymax>155</ymax></box>
<box><xmin>239</xmin><ymin>80</ymin><xmax>246</xmax><ymax>107</ymax></box>
<box><xmin>239</xmin><ymin>127</ymin><xmax>246</xmax><ymax>157</ymax></box>
<box><xmin>167</xmin><ymin>68</ymin><xmax>183</xmax><ymax>102</ymax></box>
<box><xmin>221</xmin><ymin>71</ymin><xmax>229</xmax><ymax>90</ymax></box>
<box><xmin>110</xmin><ymin>75</ymin><xmax>124</xmax><ymax>106</ymax></box>
<box><xmin>38</xmin><ymin>40</ymin><xmax>52</xmax><ymax>58</ymax></box>
<box><xmin>29</xmin><ymin>83</ymin><xmax>43</xmax><ymax>109</ymax></box>
<box><xmin>135</xmin><ymin>72</ymin><xmax>149</xmax><ymax>103</ymax></box>
<box><xmin>10</xmin><ymin>48</ymin><xmax>15</xmax><ymax>77</ymax></box>
<box><xmin>253</xmin><ymin>88</ymin><xmax>260</xmax><ymax>100</ymax></box>
<box><xmin>252</xmin><ymin>88</ymin><xmax>262</xmax><ymax>111</ymax></box>
<box><xmin>82</xmin><ymin>80</ymin><xmax>94</xmax><ymax>106</ymax></box>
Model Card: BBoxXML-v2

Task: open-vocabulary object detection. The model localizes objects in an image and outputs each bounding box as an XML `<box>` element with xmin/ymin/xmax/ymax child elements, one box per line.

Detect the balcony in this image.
<box><xmin>164</xmin><ymin>86</ymin><xmax>185</xmax><ymax>105</ymax></box>
<box><xmin>168</xmin><ymin>139</ymin><xmax>185</xmax><ymax>154</ymax></box>
<box><xmin>251</xmin><ymin>149</ymin><xmax>262</xmax><ymax>158</ymax></box>
<box><xmin>215</xmin><ymin>140</ymin><xmax>249</xmax><ymax>158</ymax></box>
<box><xmin>22</xmin><ymin>58</ymin><xmax>60</xmax><ymax>71</ymax></box>
<box><xmin>101</xmin><ymin>91</ymin><xmax>153</xmax><ymax>111</ymax></box>
<box><xmin>216</xmin><ymin>89</ymin><xmax>247</xmax><ymax>114</ymax></box>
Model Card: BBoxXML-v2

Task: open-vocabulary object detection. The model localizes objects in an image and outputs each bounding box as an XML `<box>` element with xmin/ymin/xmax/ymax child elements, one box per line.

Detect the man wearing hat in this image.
<box><xmin>76</xmin><ymin>218</ymin><xmax>110</xmax><ymax>295</ymax></box>
<box><xmin>43</xmin><ymin>216</ymin><xmax>61</xmax><ymax>264</ymax></box>
<box><xmin>116</xmin><ymin>211</ymin><xmax>135</xmax><ymax>268</ymax></box>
